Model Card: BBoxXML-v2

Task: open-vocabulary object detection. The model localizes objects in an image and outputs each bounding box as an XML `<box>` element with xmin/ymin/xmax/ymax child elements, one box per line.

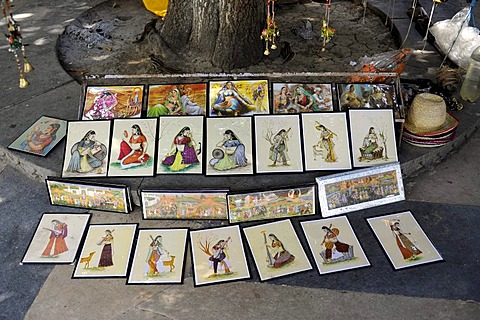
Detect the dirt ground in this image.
<box><xmin>57</xmin><ymin>0</ymin><xmax>398</xmax><ymax>81</ymax></box>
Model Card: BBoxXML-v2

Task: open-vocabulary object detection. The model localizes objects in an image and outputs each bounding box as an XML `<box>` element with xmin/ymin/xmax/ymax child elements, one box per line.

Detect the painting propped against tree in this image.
<box><xmin>73</xmin><ymin>224</ymin><xmax>137</xmax><ymax>278</ymax></box>
<box><xmin>81</xmin><ymin>86</ymin><xmax>144</xmax><ymax>120</ymax></box>
<box><xmin>142</xmin><ymin>190</ymin><xmax>228</xmax><ymax>220</ymax></box>
<box><xmin>147</xmin><ymin>83</ymin><xmax>206</xmax><ymax>117</ymax></box>
<box><xmin>367</xmin><ymin>211</ymin><xmax>443</xmax><ymax>270</ymax></box>
<box><xmin>316</xmin><ymin>162</ymin><xmax>405</xmax><ymax>217</ymax></box>
<box><xmin>208</xmin><ymin>80</ymin><xmax>269</xmax><ymax>116</ymax></box>
<box><xmin>348</xmin><ymin>109</ymin><xmax>398</xmax><ymax>167</ymax></box>
<box><xmin>243</xmin><ymin>219</ymin><xmax>312</xmax><ymax>282</ymax></box>
<box><xmin>190</xmin><ymin>225</ymin><xmax>250</xmax><ymax>286</ymax></box>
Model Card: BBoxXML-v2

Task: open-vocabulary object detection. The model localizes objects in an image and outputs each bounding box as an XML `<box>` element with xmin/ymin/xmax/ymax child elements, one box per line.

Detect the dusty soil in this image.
<box><xmin>57</xmin><ymin>0</ymin><xmax>398</xmax><ymax>81</ymax></box>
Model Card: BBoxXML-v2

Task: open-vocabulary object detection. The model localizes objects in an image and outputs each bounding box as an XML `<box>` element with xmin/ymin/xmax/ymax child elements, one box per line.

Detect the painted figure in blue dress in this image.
<box><xmin>210</xmin><ymin>129</ymin><xmax>248</xmax><ymax>171</ymax></box>
<box><xmin>212</xmin><ymin>82</ymin><xmax>254</xmax><ymax>116</ymax></box>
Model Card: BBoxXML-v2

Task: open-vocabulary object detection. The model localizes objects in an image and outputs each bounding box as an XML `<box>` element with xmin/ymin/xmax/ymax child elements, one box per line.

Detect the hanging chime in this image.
<box><xmin>261</xmin><ymin>0</ymin><xmax>279</xmax><ymax>56</ymax></box>
<box><xmin>321</xmin><ymin>0</ymin><xmax>335</xmax><ymax>51</ymax></box>
<box><xmin>2</xmin><ymin>0</ymin><xmax>33</xmax><ymax>88</ymax></box>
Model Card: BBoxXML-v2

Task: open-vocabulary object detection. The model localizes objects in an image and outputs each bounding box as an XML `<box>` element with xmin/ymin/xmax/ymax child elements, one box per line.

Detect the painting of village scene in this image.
<box><xmin>227</xmin><ymin>185</ymin><xmax>315</xmax><ymax>223</ymax></box>
<box><xmin>142</xmin><ymin>190</ymin><xmax>229</xmax><ymax>220</ymax></box>
<box><xmin>146</xmin><ymin>83</ymin><xmax>207</xmax><ymax>117</ymax></box>
<box><xmin>272</xmin><ymin>83</ymin><xmax>333</xmax><ymax>113</ymax></box>
<box><xmin>208</xmin><ymin>79</ymin><xmax>269</xmax><ymax>116</ymax></box>
<box><xmin>81</xmin><ymin>85</ymin><xmax>144</xmax><ymax>120</ymax></box>
<box><xmin>46</xmin><ymin>178</ymin><xmax>130</xmax><ymax>213</ymax></box>
<box><xmin>316</xmin><ymin>163</ymin><xmax>405</xmax><ymax>217</ymax></box>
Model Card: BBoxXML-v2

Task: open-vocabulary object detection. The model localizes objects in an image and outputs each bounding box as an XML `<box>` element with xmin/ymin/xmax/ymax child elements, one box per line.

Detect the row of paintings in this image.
<box><xmin>78</xmin><ymin>81</ymin><xmax>402</xmax><ymax>120</ymax></box>
<box><xmin>22</xmin><ymin>212</ymin><xmax>443</xmax><ymax>286</ymax></box>
<box><xmin>55</xmin><ymin>109</ymin><xmax>398</xmax><ymax>178</ymax></box>
<box><xmin>46</xmin><ymin>162</ymin><xmax>405</xmax><ymax>219</ymax></box>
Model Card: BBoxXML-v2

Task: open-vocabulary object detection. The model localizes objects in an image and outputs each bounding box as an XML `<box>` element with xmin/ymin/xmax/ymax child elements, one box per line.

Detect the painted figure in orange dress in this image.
<box><xmin>41</xmin><ymin>220</ymin><xmax>68</xmax><ymax>257</ymax></box>
<box><xmin>118</xmin><ymin>124</ymin><xmax>150</xmax><ymax>169</ymax></box>
<box><xmin>389</xmin><ymin>219</ymin><xmax>422</xmax><ymax>260</ymax></box>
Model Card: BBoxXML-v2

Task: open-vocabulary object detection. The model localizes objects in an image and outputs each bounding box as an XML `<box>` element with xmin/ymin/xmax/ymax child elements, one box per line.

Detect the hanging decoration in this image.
<box><xmin>401</xmin><ymin>0</ymin><xmax>419</xmax><ymax>48</ymax></box>
<box><xmin>2</xmin><ymin>0</ymin><xmax>33</xmax><ymax>88</ymax></box>
<box><xmin>421</xmin><ymin>0</ymin><xmax>448</xmax><ymax>51</ymax></box>
<box><xmin>261</xmin><ymin>0</ymin><xmax>279</xmax><ymax>56</ymax></box>
<box><xmin>321</xmin><ymin>0</ymin><xmax>335</xmax><ymax>51</ymax></box>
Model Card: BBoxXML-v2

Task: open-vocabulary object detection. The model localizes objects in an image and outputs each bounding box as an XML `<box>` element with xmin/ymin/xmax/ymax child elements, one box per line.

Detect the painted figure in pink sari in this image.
<box><xmin>85</xmin><ymin>90</ymin><xmax>118</xmax><ymax>120</ymax></box>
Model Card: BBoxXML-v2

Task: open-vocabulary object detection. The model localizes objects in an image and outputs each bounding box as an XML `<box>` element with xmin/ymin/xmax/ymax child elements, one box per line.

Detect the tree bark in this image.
<box><xmin>158</xmin><ymin>0</ymin><xmax>265</xmax><ymax>70</ymax></box>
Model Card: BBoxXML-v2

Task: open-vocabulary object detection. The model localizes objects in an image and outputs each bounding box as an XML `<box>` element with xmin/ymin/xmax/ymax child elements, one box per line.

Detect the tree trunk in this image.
<box><xmin>158</xmin><ymin>0</ymin><xmax>265</xmax><ymax>70</ymax></box>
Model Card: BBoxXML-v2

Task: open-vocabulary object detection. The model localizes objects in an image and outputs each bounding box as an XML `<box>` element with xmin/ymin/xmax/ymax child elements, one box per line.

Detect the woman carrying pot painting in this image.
<box><xmin>210</xmin><ymin>129</ymin><xmax>247</xmax><ymax>171</ymax></box>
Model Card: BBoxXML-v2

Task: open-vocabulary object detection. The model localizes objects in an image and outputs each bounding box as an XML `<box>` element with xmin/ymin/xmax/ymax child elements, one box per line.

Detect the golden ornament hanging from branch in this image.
<box><xmin>261</xmin><ymin>0</ymin><xmax>280</xmax><ymax>56</ymax></box>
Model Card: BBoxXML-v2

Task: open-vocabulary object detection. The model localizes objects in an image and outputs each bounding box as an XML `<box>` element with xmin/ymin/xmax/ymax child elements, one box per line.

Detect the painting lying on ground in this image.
<box><xmin>147</xmin><ymin>83</ymin><xmax>207</xmax><ymax>117</ymax></box>
<box><xmin>73</xmin><ymin>224</ymin><xmax>137</xmax><ymax>278</ymax></box>
<box><xmin>127</xmin><ymin>228</ymin><xmax>188</xmax><ymax>284</ymax></box>
<box><xmin>301</xmin><ymin>216</ymin><xmax>370</xmax><ymax>274</ymax></box>
<box><xmin>208</xmin><ymin>80</ymin><xmax>269</xmax><ymax>116</ymax></box>
<box><xmin>46</xmin><ymin>178</ymin><xmax>131</xmax><ymax>213</ymax></box>
<box><xmin>22</xmin><ymin>213</ymin><xmax>91</xmax><ymax>264</ymax></box>
<box><xmin>157</xmin><ymin>116</ymin><xmax>204</xmax><ymax>174</ymax></box>
<box><xmin>81</xmin><ymin>86</ymin><xmax>144</xmax><ymax>120</ymax></box>
<box><xmin>142</xmin><ymin>190</ymin><xmax>228</xmax><ymax>220</ymax></box>
<box><xmin>227</xmin><ymin>185</ymin><xmax>315</xmax><ymax>223</ymax></box>
<box><xmin>8</xmin><ymin>116</ymin><xmax>67</xmax><ymax>157</ymax></box>
<box><xmin>272</xmin><ymin>83</ymin><xmax>333</xmax><ymax>113</ymax></box>
<box><xmin>243</xmin><ymin>219</ymin><xmax>312</xmax><ymax>282</ymax></box>
<box><xmin>190</xmin><ymin>225</ymin><xmax>250</xmax><ymax>286</ymax></box>
<box><xmin>316</xmin><ymin>162</ymin><xmax>405</xmax><ymax>217</ymax></box>
<box><xmin>367</xmin><ymin>211</ymin><xmax>443</xmax><ymax>270</ymax></box>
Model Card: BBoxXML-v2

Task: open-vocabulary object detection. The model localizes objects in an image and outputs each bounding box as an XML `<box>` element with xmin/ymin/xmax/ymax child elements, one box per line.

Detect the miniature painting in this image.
<box><xmin>272</xmin><ymin>83</ymin><xmax>333</xmax><ymax>113</ymax></box>
<box><xmin>206</xmin><ymin>117</ymin><xmax>254</xmax><ymax>176</ymax></box>
<box><xmin>127</xmin><ymin>228</ymin><xmax>188</xmax><ymax>284</ymax></box>
<box><xmin>108</xmin><ymin>118</ymin><xmax>158</xmax><ymax>177</ymax></box>
<box><xmin>81</xmin><ymin>85</ymin><xmax>144</xmax><ymax>120</ymax></box>
<box><xmin>73</xmin><ymin>224</ymin><xmax>137</xmax><ymax>278</ymax></box>
<box><xmin>46</xmin><ymin>178</ymin><xmax>131</xmax><ymax>213</ymax></box>
<box><xmin>147</xmin><ymin>83</ymin><xmax>207</xmax><ymax>117</ymax></box>
<box><xmin>316</xmin><ymin>162</ymin><xmax>405</xmax><ymax>217</ymax></box>
<box><xmin>301</xmin><ymin>113</ymin><xmax>352</xmax><ymax>171</ymax></box>
<box><xmin>348</xmin><ymin>109</ymin><xmax>398</xmax><ymax>167</ymax></box>
<box><xmin>243</xmin><ymin>219</ymin><xmax>312</xmax><ymax>281</ymax></box>
<box><xmin>61</xmin><ymin>120</ymin><xmax>111</xmax><ymax>178</ymax></box>
<box><xmin>227</xmin><ymin>185</ymin><xmax>315</xmax><ymax>223</ymax></box>
<box><xmin>8</xmin><ymin>116</ymin><xmax>67</xmax><ymax>157</ymax></box>
<box><xmin>142</xmin><ymin>190</ymin><xmax>228</xmax><ymax>220</ymax></box>
<box><xmin>208</xmin><ymin>80</ymin><xmax>269</xmax><ymax>116</ymax></box>
<box><xmin>157</xmin><ymin>116</ymin><xmax>203</xmax><ymax>174</ymax></box>
<box><xmin>22</xmin><ymin>213</ymin><xmax>91</xmax><ymax>264</ymax></box>
<box><xmin>254</xmin><ymin>115</ymin><xmax>303</xmax><ymax>173</ymax></box>
<box><xmin>301</xmin><ymin>216</ymin><xmax>370</xmax><ymax>274</ymax></box>
<box><xmin>337</xmin><ymin>83</ymin><xmax>396</xmax><ymax>111</ymax></box>
<box><xmin>190</xmin><ymin>225</ymin><xmax>250</xmax><ymax>286</ymax></box>
<box><xmin>367</xmin><ymin>211</ymin><xmax>443</xmax><ymax>270</ymax></box>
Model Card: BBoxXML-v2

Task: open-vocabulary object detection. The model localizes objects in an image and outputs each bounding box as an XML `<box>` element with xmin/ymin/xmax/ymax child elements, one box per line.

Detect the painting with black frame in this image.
<box><xmin>336</xmin><ymin>83</ymin><xmax>398</xmax><ymax>113</ymax></box>
<box><xmin>272</xmin><ymin>82</ymin><xmax>334</xmax><ymax>113</ymax></box>
<box><xmin>46</xmin><ymin>177</ymin><xmax>132</xmax><ymax>214</ymax></box>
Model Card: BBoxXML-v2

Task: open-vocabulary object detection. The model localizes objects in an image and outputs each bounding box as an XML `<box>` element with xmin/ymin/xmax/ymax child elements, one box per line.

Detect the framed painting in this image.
<box><xmin>141</xmin><ymin>189</ymin><xmax>228</xmax><ymax>220</ymax></box>
<box><xmin>242</xmin><ymin>219</ymin><xmax>312</xmax><ymax>281</ymax></box>
<box><xmin>61</xmin><ymin>120</ymin><xmax>111</xmax><ymax>178</ymax></box>
<box><xmin>21</xmin><ymin>213</ymin><xmax>91</xmax><ymax>264</ymax></box>
<box><xmin>316</xmin><ymin>162</ymin><xmax>405</xmax><ymax>217</ymax></box>
<box><xmin>205</xmin><ymin>117</ymin><xmax>254</xmax><ymax>176</ymax></box>
<box><xmin>190</xmin><ymin>225</ymin><xmax>250</xmax><ymax>286</ymax></box>
<box><xmin>227</xmin><ymin>185</ymin><xmax>315</xmax><ymax>224</ymax></box>
<box><xmin>80</xmin><ymin>85</ymin><xmax>144</xmax><ymax>120</ymax></box>
<box><xmin>300</xmin><ymin>216</ymin><xmax>370</xmax><ymax>274</ymax></box>
<box><xmin>348</xmin><ymin>109</ymin><xmax>398</xmax><ymax>167</ymax></box>
<box><xmin>46</xmin><ymin>177</ymin><xmax>132</xmax><ymax>213</ymax></box>
<box><xmin>107</xmin><ymin>118</ymin><xmax>158</xmax><ymax>177</ymax></box>
<box><xmin>272</xmin><ymin>83</ymin><xmax>333</xmax><ymax>113</ymax></box>
<box><xmin>337</xmin><ymin>83</ymin><xmax>397</xmax><ymax>111</ymax></box>
<box><xmin>127</xmin><ymin>228</ymin><xmax>188</xmax><ymax>284</ymax></box>
<box><xmin>72</xmin><ymin>224</ymin><xmax>137</xmax><ymax>278</ymax></box>
<box><xmin>157</xmin><ymin>116</ymin><xmax>204</xmax><ymax>174</ymax></box>
<box><xmin>208</xmin><ymin>79</ymin><xmax>269</xmax><ymax>116</ymax></box>
<box><xmin>254</xmin><ymin>114</ymin><xmax>303</xmax><ymax>174</ymax></box>
<box><xmin>8</xmin><ymin>116</ymin><xmax>67</xmax><ymax>157</ymax></box>
<box><xmin>146</xmin><ymin>83</ymin><xmax>207</xmax><ymax>117</ymax></box>
<box><xmin>301</xmin><ymin>113</ymin><xmax>352</xmax><ymax>171</ymax></box>
<box><xmin>367</xmin><ymin>211</ymin><xmax>443</xmax><ymax>270</ymax></box>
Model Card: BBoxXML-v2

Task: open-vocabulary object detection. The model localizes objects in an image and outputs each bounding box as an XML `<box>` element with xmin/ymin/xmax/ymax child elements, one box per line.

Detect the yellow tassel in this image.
<box><xmin>19</xmin><ymin>76</ymin><xmax>29</xmax><ymax>88</ymax></box>
<box><xmin>271</xmin><ymin>42</ymin><xmax>277</xmax><ymax>50</ymax></box>
<box><xmin>23</xmin><ymin>59</ymin><xmax>34</xmax><ymax>73</ymax></box>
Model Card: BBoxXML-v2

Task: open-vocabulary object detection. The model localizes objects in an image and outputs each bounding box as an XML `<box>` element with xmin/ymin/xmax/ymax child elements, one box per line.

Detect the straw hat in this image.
<box><xmin>404</xmin><ymin>93</ymin><xmax>458</xmax><ymax>135</ymax></box>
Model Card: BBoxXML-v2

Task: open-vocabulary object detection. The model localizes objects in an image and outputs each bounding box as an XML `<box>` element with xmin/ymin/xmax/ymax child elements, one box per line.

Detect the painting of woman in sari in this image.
<box><xmin>389</xmin><ymin>219</ymin><xmax>422</xmax><ymax>260</ymax></box>
<box><xmin>117</xmin><ymin>124</ymin><xmax>151</xmax><ymax>169</ymax></box>
<box><xmin>84</xmin><ymin>90</ymin><xmax>118</xmax><ymax>120</ymax></box>
<box><xmin>161</xmin><ymin>126</ymin><xmax>200</xmax><ymax>172</ymax></box>
<box><xmin>360</xmin><ymin>126</ymin><xmax>383</xmax><ymax>161</ymax></box>
<box><xmin>66</xmin><ymin>130</ymin><xmax>107</xmax><ymax>175</ymax></box>
<box><xmin>97</xmin><ymin>229</ymin><xmax>114</xmax><ymax>268</ymax></box>
<box><xmin>147</xmin><ymin>88</ymin><xmax>184</xmax><ymax>117</ymax></box>
<box><xmin>41</xmin><ymin>219</ymin><xmax>68</xmax><ymax>257</ymax></box>
<box><xmin>292</xmin><ymin>86</ymin><xmax>316</xmax><ymax>112</ymax></box>
<box><xmin>265</xmin><ymin>233</ymin><xmax>295</xmax><ymax>268</ymax></box>
<box><xmin>209</xmin><ymin>129</ymin><xmax>248</xmax><ymax>171</ymax></box>
<box><xmin>313</xmin><ymin>123</ymin><xmax>337</xmax><ymax>162</ymax></box>
<box><xmin>146</xmin><ymin>235</ymin><xmax>169</xmax><ymax>276</ymax></box>
<box><xmin>210</xmin><ymin>81</ymin><xmax>254</xmax><ymax>116</ymax></box>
